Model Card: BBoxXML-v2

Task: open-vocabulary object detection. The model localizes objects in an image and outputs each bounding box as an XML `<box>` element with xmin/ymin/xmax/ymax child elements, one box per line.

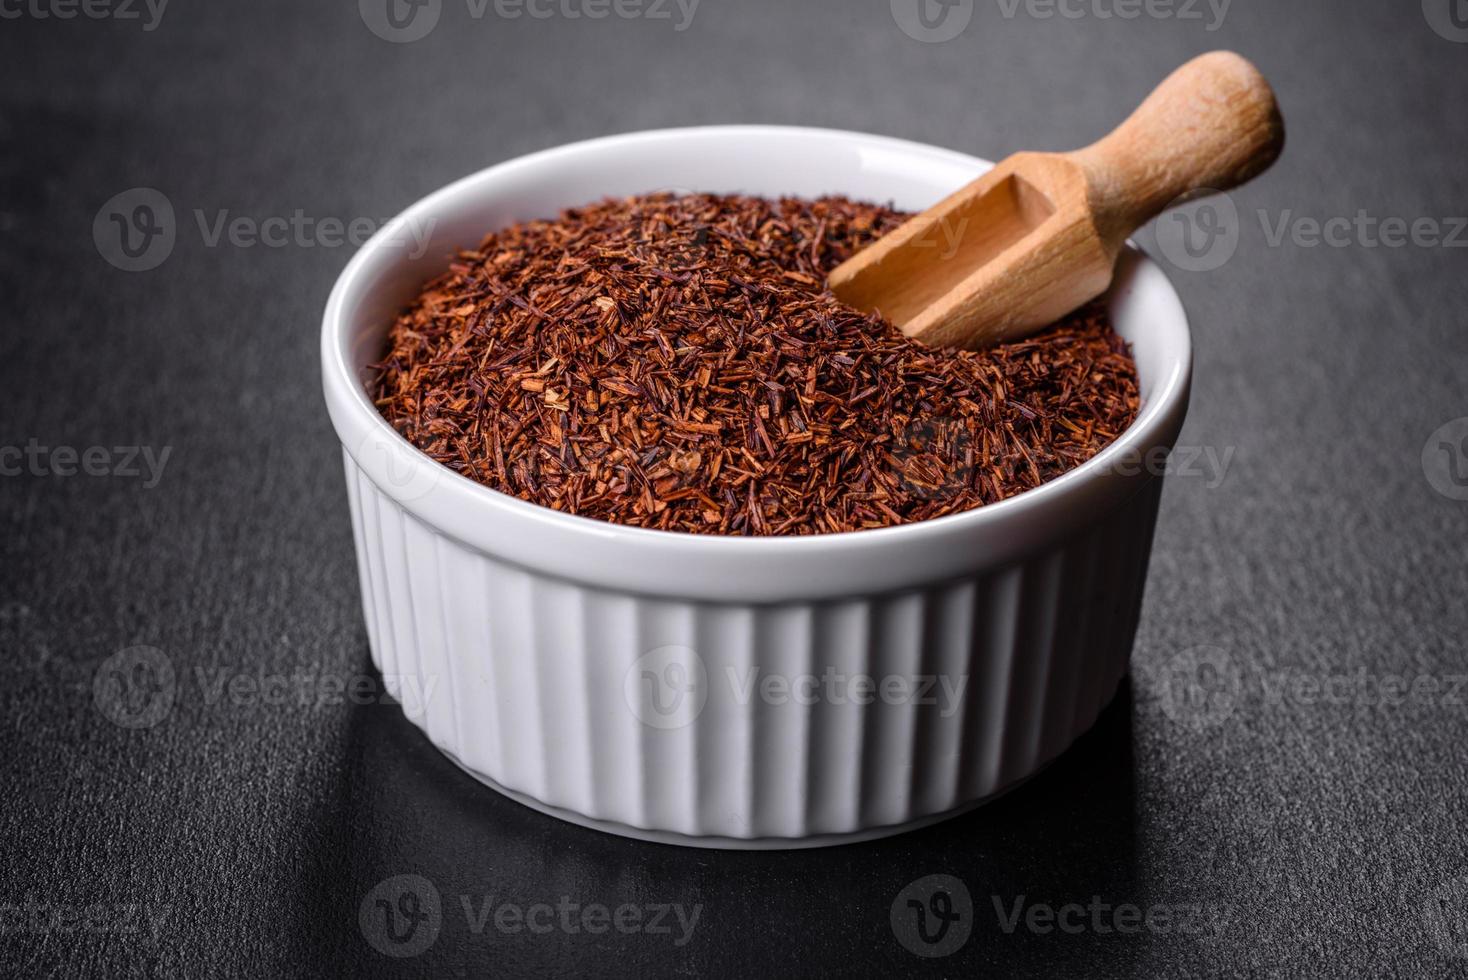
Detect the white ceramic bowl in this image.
<box><xmin>321</xmin><ymin>126</ymin><xmax>1192</xmax><ymax>849</ymax></box>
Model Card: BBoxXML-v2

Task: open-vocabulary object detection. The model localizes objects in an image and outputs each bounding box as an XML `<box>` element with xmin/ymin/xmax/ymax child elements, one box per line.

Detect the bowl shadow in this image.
<box><xmin>305</xmin><ymin>652</ymin><xmax>1139</xmax><ymax>978</ymax></box>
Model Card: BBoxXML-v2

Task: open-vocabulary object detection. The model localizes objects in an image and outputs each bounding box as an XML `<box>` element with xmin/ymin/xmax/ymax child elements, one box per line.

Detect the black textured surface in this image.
<box><xmin>3</xmin><ymin>1</ymin><xmax>1467</xmax><ymax>976</ymax></box>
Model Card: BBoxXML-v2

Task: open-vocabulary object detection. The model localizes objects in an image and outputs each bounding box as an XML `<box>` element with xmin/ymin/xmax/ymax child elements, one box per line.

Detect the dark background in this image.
<box><xmin>3</xmin><ymin>0</ymin><xmax>1467</xmax><ymax>975</ymax></box>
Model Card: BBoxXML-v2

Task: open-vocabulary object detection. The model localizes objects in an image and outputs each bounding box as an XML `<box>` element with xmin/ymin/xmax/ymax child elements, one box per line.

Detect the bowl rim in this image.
<box><xmin>321</xmin><ymin>124</ymin><xmax>1191</xmax><ymax>572</ymax></box>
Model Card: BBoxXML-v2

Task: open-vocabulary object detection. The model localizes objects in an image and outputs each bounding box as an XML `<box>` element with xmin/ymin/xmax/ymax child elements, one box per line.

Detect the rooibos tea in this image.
<box><xmin>371</xmin><ymin>193</ymin><xmax>1139</xmax><ymax>536</ymax></box>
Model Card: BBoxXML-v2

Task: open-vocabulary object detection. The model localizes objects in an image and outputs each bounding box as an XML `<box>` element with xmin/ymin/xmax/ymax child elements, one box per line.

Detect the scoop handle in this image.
<box><xmin>1069</xmin><ymin>51</ymin><xmax>1285</xmax><ymax>241</ymax></box>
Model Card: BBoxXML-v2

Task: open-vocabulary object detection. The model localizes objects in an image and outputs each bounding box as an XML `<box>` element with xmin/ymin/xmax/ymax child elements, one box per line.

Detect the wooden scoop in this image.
<box><xmin>829</xmin><ymin>51</ymin><xmax>1285</xmax><ymax>349</ymax></box>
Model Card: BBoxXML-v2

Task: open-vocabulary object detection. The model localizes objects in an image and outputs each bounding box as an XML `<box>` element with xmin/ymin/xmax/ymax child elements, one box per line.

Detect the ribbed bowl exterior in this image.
<box><xmin>344</xmin><ymin>450</ymin><xmax>1163</xmax><ymax>845</ymax></box>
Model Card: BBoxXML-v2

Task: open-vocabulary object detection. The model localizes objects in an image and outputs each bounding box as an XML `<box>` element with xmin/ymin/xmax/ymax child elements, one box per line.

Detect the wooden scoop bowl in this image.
<box><xmin>829</xmin><ymin>51</ymin><xmax>1285</xmax><ymax>350</ymax></box>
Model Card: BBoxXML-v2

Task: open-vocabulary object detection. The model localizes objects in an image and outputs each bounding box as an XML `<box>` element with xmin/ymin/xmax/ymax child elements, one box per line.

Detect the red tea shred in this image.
<box><xmin>371</xmin><ymin>193</ymin><xmax>1140</xmax><ymax>536</ymax></box>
